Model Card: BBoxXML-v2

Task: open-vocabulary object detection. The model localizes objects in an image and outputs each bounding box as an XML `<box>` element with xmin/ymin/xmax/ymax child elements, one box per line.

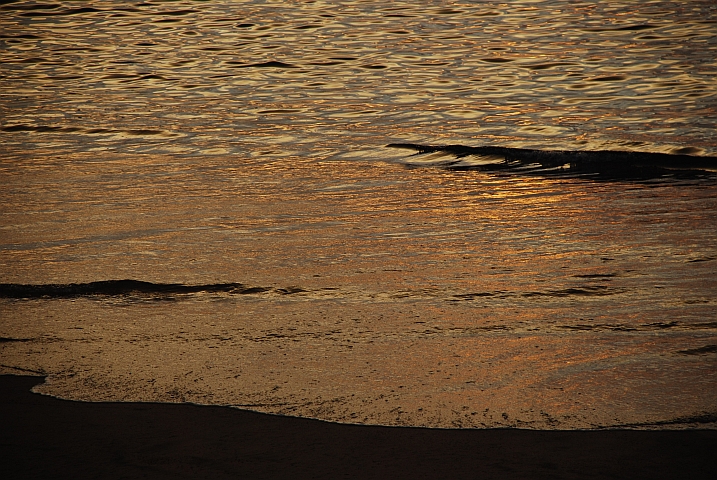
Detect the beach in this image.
<box><xmin>2</xmin><ymin>375</ymin><xmax>716</xmax><ymax>479</ymax></box>
<box><xmin>1</xmin><ymin>1</ymin><xmax>716</xmax><ymax>476</ymax></box>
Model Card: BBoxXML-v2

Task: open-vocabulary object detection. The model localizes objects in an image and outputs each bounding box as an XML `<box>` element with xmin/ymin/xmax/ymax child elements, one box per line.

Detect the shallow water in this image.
<box><xmin>1</xmin><ymin>0</ymin><xmax>716</xmax><ymax>429</ymax></box>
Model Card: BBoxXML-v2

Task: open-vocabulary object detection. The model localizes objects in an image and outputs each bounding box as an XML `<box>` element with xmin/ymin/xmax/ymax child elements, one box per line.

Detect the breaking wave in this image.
<box><xmin>387</xmin><ymin>143</ymin><xmax>717</xmax><ymax>180</ymax></box>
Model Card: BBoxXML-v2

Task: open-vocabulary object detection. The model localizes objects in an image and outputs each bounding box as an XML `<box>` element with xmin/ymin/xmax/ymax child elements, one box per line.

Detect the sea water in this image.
<box><xmin>1</xmin><ymin>0</ymin><xmax>716</xmax><ymax>429</ymax></box>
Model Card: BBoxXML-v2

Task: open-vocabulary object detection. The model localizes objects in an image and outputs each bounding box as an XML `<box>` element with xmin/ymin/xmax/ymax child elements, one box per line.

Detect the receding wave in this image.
<box><xmin>0</xmin><ymin>280</ymin><xmax>271</xmax><ymax>299</ymax></box>
<box><xmin>620</xmin><ymin>412</ymin><xmax>717</xmax><ymax>429</ymax></box>
<box><xmin>387</xmin><ymin>143</ymin><xmax>717</xmax><ymax>180</ymax></box>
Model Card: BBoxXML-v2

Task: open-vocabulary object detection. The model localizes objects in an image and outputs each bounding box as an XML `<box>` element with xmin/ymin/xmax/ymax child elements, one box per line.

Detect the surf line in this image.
<box><xmin>387</xmin><ymin>143</ymin><xmax>717</xmax><ymax>178</ymax></box>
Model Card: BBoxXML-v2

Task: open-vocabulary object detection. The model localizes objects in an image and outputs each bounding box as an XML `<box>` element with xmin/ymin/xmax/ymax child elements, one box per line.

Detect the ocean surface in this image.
<box><xmin>1</xmin><ymin>0</ymin><xmax>716</xmax><ymax>429</ymax></box>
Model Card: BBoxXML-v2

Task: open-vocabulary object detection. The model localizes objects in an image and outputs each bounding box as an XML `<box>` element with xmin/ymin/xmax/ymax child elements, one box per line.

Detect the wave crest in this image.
<box><xmin>387</xmin><ymin>143</ymin><xmax>717</xmax><ymax>180</ymax></box>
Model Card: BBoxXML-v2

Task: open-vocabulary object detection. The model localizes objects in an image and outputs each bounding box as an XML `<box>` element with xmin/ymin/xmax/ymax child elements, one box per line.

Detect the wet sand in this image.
<box><xmin>1</xmin><ymin>375</ymin><xmax>715</xmax><ymax>479</ymax></box>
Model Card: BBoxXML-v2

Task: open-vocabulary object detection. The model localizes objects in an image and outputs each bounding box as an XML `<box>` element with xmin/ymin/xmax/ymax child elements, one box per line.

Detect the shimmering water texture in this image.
<box><xmin>1</xmin><ymin>1</ymin><xmax>716</xmax><ymax>430</ymax></box>
<box><xmin>2</xmin><ymin>0</ymin><xmax>717</xmax><ymax>155</ymax></box>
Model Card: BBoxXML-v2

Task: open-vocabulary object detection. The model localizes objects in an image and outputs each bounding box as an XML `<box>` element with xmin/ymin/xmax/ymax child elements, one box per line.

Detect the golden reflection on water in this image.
<box><xmin>1</xmin><ymin>0</ymin><xmax>716</xmax><ymax>157</ymax></box>
<box><xmin>1</xmin><ymin>151</ymin><xmax>716</xmax><ymax>428</ymax></box>
<box><xmin>1</xmin><ymin>0</ymin><xmax>716</xmax><ymax>429</ymax></box>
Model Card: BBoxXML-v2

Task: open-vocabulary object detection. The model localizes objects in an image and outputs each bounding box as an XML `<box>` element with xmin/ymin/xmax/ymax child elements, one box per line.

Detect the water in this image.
<box><xmin>1</xmin><ymin>0</ymin><xmax>716</xmax><ymax>429</ymax></box>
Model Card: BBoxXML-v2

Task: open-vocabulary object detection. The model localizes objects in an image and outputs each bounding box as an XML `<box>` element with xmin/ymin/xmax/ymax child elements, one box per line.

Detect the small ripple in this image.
<box><xmin>557</xmin><ymin>322</ymin><xmax>660</xmax><ymax>332</ymax></box>
<box><xmin>1</xmin><ymin>124</ymin><xmax>171</xmax><ymax>137</ymax></box>
<box><xmin>523</xmin><ymin>286</ymin><xmax>621</xmax><ymax>297</ymax></box>
<box><xmin>452</xmin><ymin>285</ymin><xmax>623</xmax><ymax>301</ymax></box>
<box><xmin>572</xmin><ymin>273</ymin><xmax>618</xmax><ymax>279</ymax></box>
<box><xmin>478</xmin><ymin>57</ymin><xmax>515</xmax><ymax>63</ymax></box>
<box><xmin>0</xmin><ymin>33</ymin><xmax>41</xmax><ymax>39</ymax></box>
<box><xmin>152</xmin><ymin>10</ymin><xmax>198</xmax><ymax>17</ymax></box>
<box><xmin>686</xmin><ymin>256</ymin><xmax>714</xmax><ymax>263</ymax></box>
<box><xmin>0</xmin><ymin>3</ymin><xmax>61</xmax><ymax>11</ymax></box>
<box><xmin>522</xmin><ymin>62</ymin><xmax>577</xmax><ymax>70</ymax></box>
<box><xmin>583</xmin><ymin>24</ymin><xmax>658</xmax><ymax>32</ymax></box>
<box><xmin>227</xmin><ymin>61</ymin><xmax>298</xmax><ymax>69</ymax></box>
<box><xmin>587</xmin><ymin>75</ymin><xmax>628</xmax><ymax>82</ymax></box>
<box><xmin>20</xmin><ymin>7</ymin><xmax>102</xmax><ymax>17</ymax></box>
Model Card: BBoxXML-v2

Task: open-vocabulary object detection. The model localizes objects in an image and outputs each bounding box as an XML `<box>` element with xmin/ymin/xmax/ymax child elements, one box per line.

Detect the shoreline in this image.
<box><xmin>2</xmin><ymin>375</ymin><xmax>716</xmax><ymax>479</ymax></box>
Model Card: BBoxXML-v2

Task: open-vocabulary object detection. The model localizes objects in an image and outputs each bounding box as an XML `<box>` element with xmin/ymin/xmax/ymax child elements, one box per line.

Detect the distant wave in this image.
<box><xmin>1</xmin><ymin>124</ymin><xmax>170</xmax><ymax>137</ymax></box>
<box><xmin>387</xmin><ymin>143</ymin><xmax>717</xmax><ymax>180</ymax></box>
<box><xmin>0</xmin><ymin>280</ymin><xmax>271</xmax><ymax>299</ymax></box>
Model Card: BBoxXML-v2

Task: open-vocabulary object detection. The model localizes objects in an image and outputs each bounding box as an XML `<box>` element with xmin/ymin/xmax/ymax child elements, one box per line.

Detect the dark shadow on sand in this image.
<box><xmin>1</xmin><ymin>375</ymin><xmax>715</xmax><ymax>479</ymax></box>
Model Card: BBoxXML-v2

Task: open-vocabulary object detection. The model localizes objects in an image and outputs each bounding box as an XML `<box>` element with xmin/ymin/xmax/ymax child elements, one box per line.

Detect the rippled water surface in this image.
<box><xmin>1</xmin><ymin>0</ymin><xmax>716</xmax><ymax>429</ymax></box>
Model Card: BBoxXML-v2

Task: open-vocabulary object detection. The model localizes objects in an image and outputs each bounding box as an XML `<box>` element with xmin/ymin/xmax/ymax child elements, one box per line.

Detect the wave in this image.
<box><xmin>676</xmin><ymin>344</ymin><xmax>717</xmax><ymax>356</ymax></box>
<box><xmin>0</xmin><ymin>280</ymin><xmax>271</xmax><ymax>299</ymax></box>
<box><xmin>387</xmin><ymin>143</ymin><xmax>717</xmax><ymax>180</ymax></box>
<box><xmin>2</xmin><ymin>281</ymin><xmax>623</xmax><ymax>301</ymax></box>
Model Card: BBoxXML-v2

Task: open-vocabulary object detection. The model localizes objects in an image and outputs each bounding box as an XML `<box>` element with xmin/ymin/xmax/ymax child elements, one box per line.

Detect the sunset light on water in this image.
<box><xmin>1</xmin><ymin>0</ymin><xmax>716</xmax><ymax>444</ymax></box>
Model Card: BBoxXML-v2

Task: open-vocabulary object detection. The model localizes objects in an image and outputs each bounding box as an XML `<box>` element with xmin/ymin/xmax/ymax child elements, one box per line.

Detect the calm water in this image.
<box><xmin>1</xmin><ymin>0</ymin><xmax>716</xmax><ymax>429</ymax></box>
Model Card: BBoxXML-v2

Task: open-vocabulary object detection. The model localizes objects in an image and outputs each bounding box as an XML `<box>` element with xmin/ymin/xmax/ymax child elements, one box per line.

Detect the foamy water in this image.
<box><xmin>1</xmin><ymin>0</ymin><xmax>716</xmax><ymax>429</ymax></box>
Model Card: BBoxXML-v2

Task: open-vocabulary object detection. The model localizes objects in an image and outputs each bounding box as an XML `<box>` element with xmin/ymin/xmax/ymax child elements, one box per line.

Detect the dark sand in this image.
<box><xmin>1</xmin><ymin>375</ymin><xmax>715</xmax><ymax>479</ymax></box>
